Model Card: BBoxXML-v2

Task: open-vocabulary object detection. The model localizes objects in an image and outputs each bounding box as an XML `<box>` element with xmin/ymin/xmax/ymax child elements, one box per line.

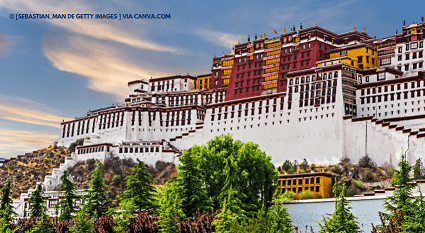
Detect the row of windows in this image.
<box><xmin>211</xmin><ymin>105</ymin><xmax>281</xmax><ymax>120</ymax></box>
<box><xmin>233</xmin><ymin>85</ymin><xmax>263</xmax><ymax>94</ymax></box>
<box><xmin>77</xmin><ymin>146</ymin><xmax>110</xmax><ymax>154</ymax></box>
<box><xmin>263</xmin><ymin>83</ymin><xmax>278</xmax><ymax>90</ymax></box>
<box><xmin>222</xmin><ymin>60</ymin><xmax>234</xmax><ymax>67</ymax></box>
<box><xmin>361</xmin><ymin>91</ymin><xmax>425</xmax><ymax>104</ymax></box>
<box><xmin>397</xmin><ymin>51</ymin><xmax>424</xmax><ymax>61</ymax></box>
<box><xmin>211</xmin><ymin>98</ymin><xmax>282</xmax><ymax>114</ymax></box>
<box><xmin>265</xmin><ymin>58</ymin><xmax>280</xmax><ymax>65</ymax></box>
<box><xmin>281</xmin><ymin>177</ymin><xmax>321</xmax><ymax>186</ymax></box>
<box><xmin>264</xmin><ymin>75</ymin><xmax>279</xmax><ymax>82</ymax></box>
<box><xmin>265</xmin><ymin>41</ymin><xmax>281</xmax><ymax>49</ymax></box>
<box><xmin>289</xmin><ymin>81</ymin><xmax>337</xmax><ymax>93</ymax></box>
<box><xmin>266</xmin><ymin>49</ymin><xmax>281</xmax><ymax>57</ymax></box>
<box><xmin>398</xmin><ymin>62</ymin><xmax>424</xmax><ymax>71</ymax></box>
<box><xmin>119</xmin><ymin>147</ymin><xmax>160</xmax><ymax>153</ymax></box>
<box><xmin>223</xmin><ymin>69</ymin><xmax>232</xmax><ymax>76</ymax></box>
<box><xmin>281</xmin><ymin>186</ymin><xmax>320</xmax><ymax>194</ymax></box>
<box><xmin>62</xmin><ymin>119</ymin><xmax>96</xmax><ymax>138</ymax></box>
<box><xmin>290</xmin><ymin>96</ymin><xmax>336</xmax><ymax>108</ymax></box>
<box><xmin>264</xmin><ymin>66</ymin><xmax>280</xmax><ymax>74</ymax></box>
<box><xmin>397</xmin><ymin>41</ymin><xmax>424</xmax><ymax>53</ymax></box>
<box><xmin>235</xmin><ymin>78</ymin><xmax>263</xmax><ymax>87</ymax></box>
<box><xmin>361</xmin><ymin>81</ymin><xmax>425</xmax><ymax>96</ymax></box>
<box><xmin>282</xmin><ymin>51</ymin><xmax>311</xmax><ymax>62</ymax></box>
<box><xmin>288</xmin><ymin>72</ymin><xmax>339</xmax><ymax>86</ymax></box>
<box><xmin>98</xmin><ymin>112</ymin><xmax>124</xmax><ymax>130</ymax></box>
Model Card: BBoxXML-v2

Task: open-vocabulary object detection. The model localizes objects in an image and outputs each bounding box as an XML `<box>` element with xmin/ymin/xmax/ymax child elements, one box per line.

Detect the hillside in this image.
<box><xmin>0</xmin><ymin>145</ymin><xmax>178</xmax><ymax>204</ymax></box>
<box><xmin>66</xmin><ymin>156</ymin><xmax>178</xmax><ymax>207</ymax></box>
<box><xmin>0</xmin><ymin>146</ymin><xmax>71</xmax><ymax>199</ymax></box>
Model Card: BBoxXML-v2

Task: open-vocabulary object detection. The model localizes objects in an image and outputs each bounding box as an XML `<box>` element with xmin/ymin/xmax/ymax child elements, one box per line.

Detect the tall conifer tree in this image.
<box><xmin>0</xmin><ymin>180</ymin><xmax>15</xmax><ymax>218</ymax></box>
<box><xmin>55</xmin><ymin>170</ymin><xmax>79</xmax><ymax>221</ymax></box>
<box><xmin>85</xmin><ymin>162</ymin><xmax>111</xmax><ymax>219</ymax></box>
<box><xmin>28</xmin><ymin>183</ymin><xmax>47</xmax><ymax>218</ymax></box>
<box><xmin>176</xmin><ymin>151</ymin><xmax>212</xmax><ymax>216</ymax></box>
<box><xmin>120</xmin><ymin>158</ymin><xmax>156</xmax><ymax>213</ymax></box>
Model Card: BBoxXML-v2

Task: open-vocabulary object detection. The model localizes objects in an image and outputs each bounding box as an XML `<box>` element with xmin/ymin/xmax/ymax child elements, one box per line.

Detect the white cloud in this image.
<box><xmin>195</xmin><ymin>29</ymin><xmax>243</xmax><ymax>49</ymax></box>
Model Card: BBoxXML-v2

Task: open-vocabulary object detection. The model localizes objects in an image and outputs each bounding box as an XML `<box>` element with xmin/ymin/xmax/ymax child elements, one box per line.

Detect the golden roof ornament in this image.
<box><xmin>363</xmin><ymin>28</ymin><xmax>365</xmax><ymax>32</ymax></box>
<box><xmin>314</xmin><ymin>22</ymin><xmax>316</xmax><ymax>26</ymax></box>
<box><xmin>214</xmin><ymin>53</ymin><xmax>216</xmax><ymax>58</ymax></box>
<box><xmin>222</xmin><ymin>51</ymin><xmax>225</xmax><ymax>56</ymax></box>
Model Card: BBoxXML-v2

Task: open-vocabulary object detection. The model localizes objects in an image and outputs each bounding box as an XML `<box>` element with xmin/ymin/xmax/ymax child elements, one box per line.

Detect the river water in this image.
<box><xmin>285</xmin><ymin>199</ymin><xmax>385</xmax><ymax>233</ymax></box>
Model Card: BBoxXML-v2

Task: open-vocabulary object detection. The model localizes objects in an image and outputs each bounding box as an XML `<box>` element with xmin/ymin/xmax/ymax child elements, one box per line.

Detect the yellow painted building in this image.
<box><xmin>329</xmin><ymin>44</ymin><xmax>378</xmax><ymax>70</ymax></box>
<box><xmin>278</xmin><ymin>172</ymin><xmax>333</xmax><ymax>199</ymax></box>
<box><xmin>195</xmin><ymin>74</ymin><xmax>211</xmax><ymax>89</ymax></box>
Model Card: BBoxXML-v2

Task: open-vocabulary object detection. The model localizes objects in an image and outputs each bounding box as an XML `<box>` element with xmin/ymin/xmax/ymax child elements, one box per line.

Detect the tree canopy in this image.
<box><xmin>176</xmin><ymin>134</ymin><xmax>278</xmax><ymax>216</ymax></box>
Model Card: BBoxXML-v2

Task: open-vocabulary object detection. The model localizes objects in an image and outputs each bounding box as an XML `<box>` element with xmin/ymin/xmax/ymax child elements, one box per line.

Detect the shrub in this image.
<box><xmin>279</xmin><ymin>191</ymin><xmax>297</xmax><ymax>201</ymax></box>
<box><xmin>358</xmin><ymin>154</ymin><xmax>376</xmax><ymax>168</ymax></box>
<box><xmin>300</xmin><ymin>190</ymin><xmax>314</xmax><ymax>200</ymax></box>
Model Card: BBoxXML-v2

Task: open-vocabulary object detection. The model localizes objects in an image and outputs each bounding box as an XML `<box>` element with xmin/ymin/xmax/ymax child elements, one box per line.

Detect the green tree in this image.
<box><xmin>401</xmin><ymin>191</ymin><xmax>425</xmax><ymax>232</ymax></box>
<box><xmin>382</xmin><ymin>153</ymin><xmax>416</xmax><ymax>224</ymax></box>
<box><xmin>180</xmin><ymin>134</ymin><xmax>277</xmax><ymax>216</ymax></box>
<box><xmin>175</xmin><ymin>151</ymin><xmax>212</xmax><ymax>216</ymax></box>
<box><xmin>318</xmin><ymin>180</ymin><xmax>360</xmax><ymax>233</ymax></box>
<box><xmin>378</xmin><ymin>153</ymin><xmax>422</xmax><ymax>232</ymax></box>
<box><xmin>69</xmin><ymin>203</ymin><xmax>94</xmax><ymax>233</ymax></box>
<box><xmin>84</xmin><ymin>162</ymin><xmax>111</xmax><ymax>219</ymax></box>
<box><xmin>55</xmin><ymin>170</ymin><xmax>79</xmax><ymax>221</ymax></box>
<box><xmin>157</xmin><ymin>182</ymin><xmax>185</xmax><ymax>233</ymax></box>
<box><xmin>28</xmin><ymin>183</ymin><xmax>47</xmax><ymax>218</ymax></box>
<box><xmin>413</xmin><ymin>158</ymin><xmax>424</xmax><ymax>179</ymax></box>
<box><xmin>268</xmin><ymin>202</ymin><xmax>294</xmax><ymax>233</ymax></box>
<box><xmin>281</xmin><ymin>160</ymin><xmax>292</xmax><ymax>173</ymax></box>
<box><xmin>230</xmin><ymin>202</ymin><xmax>295</xmax><ymax>233</ymax></box>
<box><xmin>0</xmin><ymin>207</ymin><xmax>17</xmax><ymax>233</ymax></box>
<box><xmin>120</xmin><ymin>158</ymin><xmax>157</xmax><ymax>213</ymax></box>
<box><xmin>213</xmin><ymin>187</ymin><xmax>246</xmax><ymax>233</ymax></box>
<box><xmin>299</xmin><ymin>158</ymin><xmax>309</xmax><ymax>172</ymax></box>
<box><xmin>0</xmin><ymin>180</ymin><xmax>15</xmax><ymax>218</ymax></box>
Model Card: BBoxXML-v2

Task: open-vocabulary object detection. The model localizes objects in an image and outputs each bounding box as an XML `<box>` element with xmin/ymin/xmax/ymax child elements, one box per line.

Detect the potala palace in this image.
<box><xmin>7</xmin><ymin>18</ymin><xmax>425</xmax><ymax>217</ymax></box>
<box><xmin>57</xmin><ymin>19</ymin><xmax>425</xmax><ymax>168</ymax></box>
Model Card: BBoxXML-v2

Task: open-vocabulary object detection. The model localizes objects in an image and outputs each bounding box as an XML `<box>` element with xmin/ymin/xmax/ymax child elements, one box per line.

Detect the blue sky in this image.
<box><xmin>0</xmin><ymin>0</ymin><xmax>423</xmax><ymax>158</ymax></box>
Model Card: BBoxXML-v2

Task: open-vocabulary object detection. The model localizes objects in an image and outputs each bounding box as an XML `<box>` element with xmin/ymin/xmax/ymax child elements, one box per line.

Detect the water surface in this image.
<box><xmin>285</xmin><ymin>199</ymin><xmax>385</xmax><ymax>232</ymax></box>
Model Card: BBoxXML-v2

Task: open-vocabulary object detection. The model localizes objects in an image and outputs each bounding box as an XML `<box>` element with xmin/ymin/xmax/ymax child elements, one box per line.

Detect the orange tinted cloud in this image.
<box><xmin>0</xmin><ymin>95</ymin><xmax>73</xmax><ymax>128</ymax></box>
<box><xmin>43</xmin><ymin>36</ymin><xmax>172</xmax><ymax>100</ymax></box>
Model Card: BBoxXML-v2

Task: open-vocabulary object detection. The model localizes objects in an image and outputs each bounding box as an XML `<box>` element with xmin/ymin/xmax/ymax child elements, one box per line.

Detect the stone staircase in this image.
<box><xmin>168</xmin><ymin>122</ymin><xmax>204</xmax><ymax>153</ymax></box>
<box><xmin>354</xmin><ymin>179</ymin><xmax>425</xmax><ymax>198</ymax></box>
